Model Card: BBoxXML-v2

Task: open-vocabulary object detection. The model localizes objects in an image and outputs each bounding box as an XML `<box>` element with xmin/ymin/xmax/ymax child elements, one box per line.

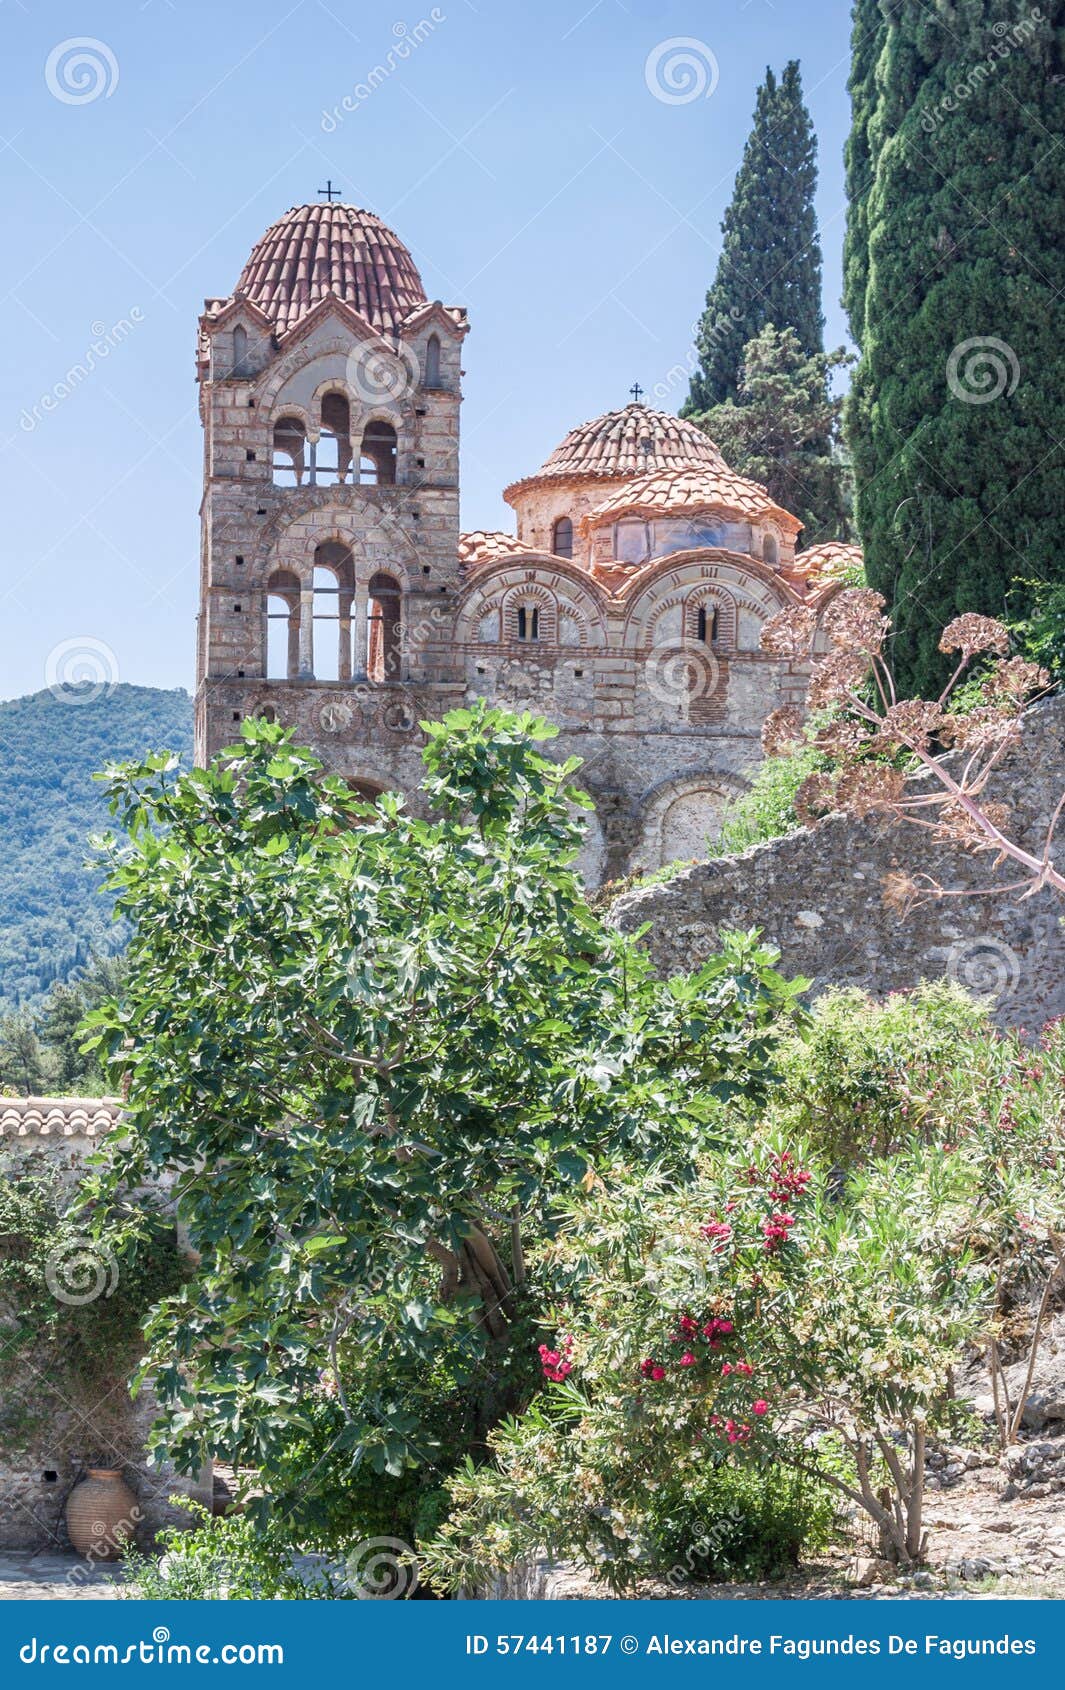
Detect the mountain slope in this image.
<box><xmin>0</xmin><ymin>684</ymin><xmax>193</xmax><ymax>1013</ymax></box>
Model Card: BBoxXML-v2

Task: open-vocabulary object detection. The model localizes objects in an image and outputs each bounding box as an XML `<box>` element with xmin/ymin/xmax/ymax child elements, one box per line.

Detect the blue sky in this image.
<box><xmin>0</xmin><ymin>0</ymin><xmax>855</xmax><ymax>700</ymax></box>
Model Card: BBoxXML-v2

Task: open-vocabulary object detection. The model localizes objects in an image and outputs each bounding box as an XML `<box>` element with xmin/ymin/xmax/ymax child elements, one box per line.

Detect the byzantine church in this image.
<box><xmin>195</xmin><ymin>200</ymin><xmax>857</xmax><ymax>885</ymax></box>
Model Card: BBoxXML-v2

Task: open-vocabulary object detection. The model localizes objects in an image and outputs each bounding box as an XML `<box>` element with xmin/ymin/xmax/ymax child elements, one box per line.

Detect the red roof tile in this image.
<box><xmin>458</xmin><ymin>530</ymin><xmax>524</xmax><ymax>568</ymax></box>
<box><xmin>581</xmin><ymin>464</ymin><xmax>801</xmax><ymax>531</ymax></box>
<box><xmin>230</xmin><ymin>203</ymin><xmax>427</xmax><ymax>338</ymax></box>
<box><xmin>504</xmin><ymin>404</ymin><xmax>723</xmax><ymax>502</ymax></box>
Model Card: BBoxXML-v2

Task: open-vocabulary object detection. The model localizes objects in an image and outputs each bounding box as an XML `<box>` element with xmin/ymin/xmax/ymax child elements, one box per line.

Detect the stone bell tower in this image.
<box><xmin>194</xmin><ymin>198</ymin><xmax>469</xmax><ymax>793</ymax></box>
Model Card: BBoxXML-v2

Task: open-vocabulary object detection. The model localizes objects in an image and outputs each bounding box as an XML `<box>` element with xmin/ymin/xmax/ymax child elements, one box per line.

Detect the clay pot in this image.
<box><xmin>65</xmin><ymin>1468</ymin><xmax>139</xmax><ymax>1560</ymax></box>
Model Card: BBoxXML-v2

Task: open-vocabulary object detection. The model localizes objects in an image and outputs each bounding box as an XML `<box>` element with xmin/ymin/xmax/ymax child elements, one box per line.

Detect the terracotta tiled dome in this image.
<box><xmin>233</xmin><ymin>203</ymin><xmax>427</xmax><ymax>338</ymax></box>
<box><xmin>583</xmin><ymin>464</ymin><xmax>801</xmax><ymax>531</ymax></box>
<box><xmin>505</xmin><ymin>404</ymin><xmax>724</xmax><ymax>502</ymax></box>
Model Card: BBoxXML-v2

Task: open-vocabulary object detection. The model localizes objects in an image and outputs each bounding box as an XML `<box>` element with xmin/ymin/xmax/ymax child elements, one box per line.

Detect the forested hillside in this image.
<box><xmin>0</xmin><ymin>684</ymin><xmax>192</xmax><ymax>1014</ymax></box>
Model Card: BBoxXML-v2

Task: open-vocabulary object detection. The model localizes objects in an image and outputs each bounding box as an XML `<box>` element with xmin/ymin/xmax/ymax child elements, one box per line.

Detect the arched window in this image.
<box><xmin>516</xmin><ymin>604</ymin><xmax>540</xmax><ymax>642</ymax></box>
<box><xmin>318</xmin><ymin>391</ymin><xmax>353</xmax><ymax>486</ymax></box>
<box><xmin>272</xmin><ymin>416</ymin><xmax>307</xmax><ymax>486</ymax></box>
<box><xmin>552</xmin><ymin>516</ymin><xmax>573</xmax><ymax>559</ymax></box>
<box><xmin>696</xmin><ymin>604</ymin><xmax>719</xmax><ymax>643</ymax></box>
<box><xmin>266</xmin><ymin>569</ymin><xmax>301</xmax><ymax>678</ymax></box>
<box><xmin>232</xmin><ymin>325</ymin><xmax>249</xmax><ymax>378</ymax></box>
<box><xmin>367</xmin><ymin>572</ymin><xmax>402</xmax><ymax>681</ymax></box>
<box><xmin>763</xmin><ymin>529</ymin><xmax>779</xmax><ymax>567</ymax></box>
<box><xmin>360</xmin><ymin>420</ymin><xmax>398</xmax><ymax>486</ymax></box>
<box><xmin>424</xmin><ymin>334</ymin><xmax>441</xmax><ymax>388</ymax></box>
<box><xmin>313</xmin><ymin>543</ymin><xmax>355</xmax><ymax>680</ymax></box>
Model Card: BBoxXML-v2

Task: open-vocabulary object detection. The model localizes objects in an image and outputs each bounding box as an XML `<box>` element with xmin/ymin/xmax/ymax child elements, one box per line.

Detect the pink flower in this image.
<box><xmin>751</xmin><ymin>1399</ymin><xmax>768</xmax><ymax>1416</ymax></box>
<box><xmin>700</xmin><ymin>1220</ymin><xmax>733</xmax><ymax>1249</ymax></box>
<box><xmin>539</xmin><ymin>1336</ymin><xmax>574</xmax><ymax>1383</ymax></box>
<box><xmin>679</xmin><ymin>1351</ymin><xmax>696</xmax><ymax>1367</ymax></box>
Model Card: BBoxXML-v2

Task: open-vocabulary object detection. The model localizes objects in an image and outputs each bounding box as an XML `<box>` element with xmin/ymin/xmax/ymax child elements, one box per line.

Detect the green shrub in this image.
<box><xmin>711</xmin><ymin>748</ymin><xmax>827</xmax><ymax>858</ymax></box>
<box><xmin>639</xmin><ymin>1462</ymin><xmax>838</xmax><ymax>1585</ymax></box>
<box><xmin>770</xmin><ymin>982</ymin><xmax>992</xmax><ymax>1163</ymax></box>
<box><xmin>1011</xmin><ymin>576</ymin><xmax>1065</xmax><ymax>688</ymax></box>
<box><xmin>122</xmin><ymin>1504</ymin><xmax>327</xmax><ymax>1600</ymax></box>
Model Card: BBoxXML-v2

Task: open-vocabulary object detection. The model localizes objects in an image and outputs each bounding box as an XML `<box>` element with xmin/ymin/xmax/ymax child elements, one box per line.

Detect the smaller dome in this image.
<box><xmin>505</xmin><ymin>403</ymin><xmax>723</xmax><ymax>502</ymax></box>
<box><xmin>582</xmin><ymin>464</ymin><xmax>801</xmax><ymax>531</ymax></box>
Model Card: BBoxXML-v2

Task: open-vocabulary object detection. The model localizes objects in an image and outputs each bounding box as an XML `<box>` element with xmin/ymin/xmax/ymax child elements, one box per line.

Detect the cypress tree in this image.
<box><xmin>841</xmin><ymin>0</ymin><xmax>890</xmax><ymax>346</ymax></box>
<box><xmin>686</xmin><ymin>62</ymin><xmax>824</xmax><ymax>411</ymax></box>
<box><xmin>844</xmin><ymin>0</ymin><xmax>1065</xmax><ymax>695</ymax></box>
<box><xmin>699</xmin><ymin>326</ymin><xmax>853</xmax><ymax>546</ymax></box>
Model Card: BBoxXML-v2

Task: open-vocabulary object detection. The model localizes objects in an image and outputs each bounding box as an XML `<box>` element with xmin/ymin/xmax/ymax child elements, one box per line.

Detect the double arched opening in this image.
<box><xmin>272</xmin><ymin>393</ymin><xmax>398</xmax><ymax>489</ymax></box>
<box><xmin>265</xmin><ymin>546</ymin><xmax>403</xmax><ymax>682</ymax></box>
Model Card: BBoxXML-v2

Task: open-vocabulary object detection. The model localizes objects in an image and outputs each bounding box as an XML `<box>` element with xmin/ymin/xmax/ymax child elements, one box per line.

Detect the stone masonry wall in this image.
<box><xmin>610</xmin><ymin>697</ymin><xmax>1065</xmax><ymax>1030</ymax></box>
<box><xmin>0</xmin><ymin>1103</ymin><xmax>211</xmax><ymax>1552</ymax></box>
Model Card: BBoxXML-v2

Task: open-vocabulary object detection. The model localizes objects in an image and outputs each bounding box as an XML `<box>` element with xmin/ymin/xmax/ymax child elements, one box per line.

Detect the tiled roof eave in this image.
<box><xmin>0</xmin><ymin>1097</ymin><xmax>124</xmax><ymax>1138</ymax></box>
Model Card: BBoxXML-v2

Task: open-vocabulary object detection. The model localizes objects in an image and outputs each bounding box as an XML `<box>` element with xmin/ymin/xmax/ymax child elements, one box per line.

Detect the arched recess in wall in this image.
<box><xmin>232</xmin><ymin>325</ymin><xmax>249</xmax><ymax>378</ymax></box>
<box><xmin>360</xmin><ymin>420</ymin><xmax>398</xmax><ymax>485</ymax></box>
<box><xmin>367</xmin><ymin>572</ymin><xmax>402</xmax><ymax>680</ymax></box>
<box><xmin>318</xmin><ymin>391</ymin><xmax>353</xmax><ymax>485</ymax></box>
<box><xmin>265</xmin><ymin>568</ymin><xmax>301</xmax><ymax>679</ymax></box>
<box><xmin>312</xmin><ymin>542</ymin><xmax>356</xmax><ymax>681</ymax></box>
<box><xmin>453</xmin><ymin>559</ymin><xmax>609</xmax><ymax>653</ymax></box>
<box><xmin>424</xmin><ymin>334</ymin><xmax>442</xmax><ymax>388</ymax></box>
<box><xmin>272</xmin><ymin>416</ymin><xmax>307</xmax><ymax>486</ymax></box>
<box><xmin>637</xmin><ymin>773</ymin><xmax>746</xmax><ymax>872</ymax></box>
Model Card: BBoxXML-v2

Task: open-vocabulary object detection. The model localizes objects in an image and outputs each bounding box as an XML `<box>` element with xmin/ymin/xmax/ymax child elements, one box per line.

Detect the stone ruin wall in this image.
<box><xmin>0</xmin><ymin>1102</ymin><xmax>211</xmax><ymax>1553</ymax></box>
<box><xmin>609</xmin><ymin>696</ymin><xmax>1065</xmax><ymax>1031</ymax></box>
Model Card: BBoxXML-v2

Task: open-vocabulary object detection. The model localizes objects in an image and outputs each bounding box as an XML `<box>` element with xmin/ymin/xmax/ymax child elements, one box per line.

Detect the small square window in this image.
<box><xmin>232</xmin><ymin>712</ymin><xmax>241</xmax><ymax>722</ymax></box>
<box><xmin>245</xmin><ymin>449</ymin><xmax>255</xmax><ymax>462</ymax></box>
<box><xmin>235</xmin><ymin>555</ymin><xmax>244</xmax><ymax>566</ymax></box>
<box><xmin>233</xmin><ymin>603</ymin><xmax>242</xmax><ymax>613</ymax></box>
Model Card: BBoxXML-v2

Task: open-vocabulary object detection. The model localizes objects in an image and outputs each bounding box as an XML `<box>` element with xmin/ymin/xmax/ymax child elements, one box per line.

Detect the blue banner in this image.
<box><xmin>4</xmin><ymin>1600</ymin><xmax>1064</xmax><ymax>1685</ymax></box>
